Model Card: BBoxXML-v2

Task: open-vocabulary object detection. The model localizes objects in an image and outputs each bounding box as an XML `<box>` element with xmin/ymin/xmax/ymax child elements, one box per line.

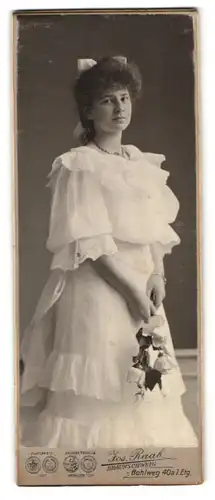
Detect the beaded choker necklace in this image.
<box><xmin>93</xmin><ymin>141</ymin><xmax>130</xmax><ymax>159</ymax></box>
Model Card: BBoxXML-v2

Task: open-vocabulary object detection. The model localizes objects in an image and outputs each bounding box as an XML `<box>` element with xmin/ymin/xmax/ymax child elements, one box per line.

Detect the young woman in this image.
<box><xmin>20</xmin><ymin>56</ymin><xmax>198</xmax><ymax>448</ymax></box>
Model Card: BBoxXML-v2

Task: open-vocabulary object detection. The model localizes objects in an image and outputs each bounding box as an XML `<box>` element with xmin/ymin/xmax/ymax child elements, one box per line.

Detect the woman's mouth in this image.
<box><xmin>112</xmin><ymin>116</ymin><xmax>126</xmax><ymax>121</ymax></box>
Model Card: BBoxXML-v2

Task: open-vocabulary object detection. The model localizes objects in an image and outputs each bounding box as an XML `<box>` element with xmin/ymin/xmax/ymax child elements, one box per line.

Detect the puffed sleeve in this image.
<box><xmin>154</xmin><ymin>183</ymin><xmax>181</xmax><ymax>255</ymax></box>
<box><xmin>46</xmin><ymin>150</ymin><xmax>118</xmax><ymax>270</ymax></box>
<box><xmin>139</xmin><ymin>151</ymin><xmax>181</xmax><ymax>255</ymax></box>
<box><xmin>146</xmin><ymin>153</ymin><xmax>181</xmax><ymax>255</ymax></box>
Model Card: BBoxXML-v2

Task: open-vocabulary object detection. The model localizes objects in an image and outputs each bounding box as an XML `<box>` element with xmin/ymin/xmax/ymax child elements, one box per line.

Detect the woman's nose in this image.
<box><xmin>114</xmin><ymin>100</ymin><xmax>124</xmax><ymax>114</ymax></box>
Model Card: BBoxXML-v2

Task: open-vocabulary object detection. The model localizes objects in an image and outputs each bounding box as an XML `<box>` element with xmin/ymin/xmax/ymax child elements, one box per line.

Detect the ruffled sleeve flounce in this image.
<box><xmin>144</xmin><ymin>152</ymin><xmax>181</xmax><ymax>254</ymax></box>
<box><xmin>46</xmin><ymin>150</ymin><xmax>118</xmax><ymax>270</ymax></box>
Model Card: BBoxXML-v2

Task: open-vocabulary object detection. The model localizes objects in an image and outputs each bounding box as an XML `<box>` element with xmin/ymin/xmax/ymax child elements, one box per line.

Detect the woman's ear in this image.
<box><xmin>84</xmin><ymin>104</ymin><xmax>93</xmax><ymax>121</ymax></box>
<box><xmin>86</xmin><ymin>108</ymin><xmax>94</xmax><ymax>120</ymax></box>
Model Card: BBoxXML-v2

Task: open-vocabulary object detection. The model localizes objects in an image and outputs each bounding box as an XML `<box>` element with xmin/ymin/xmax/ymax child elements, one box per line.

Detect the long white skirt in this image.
<box><xmin>20</xmin><ymin>245</ymin><xmax>198</xmax><ymax>448</ymax></box>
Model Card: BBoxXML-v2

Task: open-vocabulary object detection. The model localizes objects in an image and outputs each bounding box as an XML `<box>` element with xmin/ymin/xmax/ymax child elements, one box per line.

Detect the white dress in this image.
<box><xmin>20</xmin><ymin>144</ymin><xmax>198</xmax><ymax>448</ymax></box>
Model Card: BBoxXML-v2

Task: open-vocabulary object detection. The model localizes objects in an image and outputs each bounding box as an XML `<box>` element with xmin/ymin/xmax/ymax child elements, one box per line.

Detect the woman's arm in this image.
<box><xmin>150</xmin><ymin>242</ymin><xmax>165</xmax><ymax>276</ymax></box>
<box><xmin>91</xmin><ymin>254</ymin><xmax>156</xmax><ymax>322</ymax></box>
<box><xmin>146</xmin><ymin>243</ymin><xmax>166</xmax><ymax>308</ymax></box>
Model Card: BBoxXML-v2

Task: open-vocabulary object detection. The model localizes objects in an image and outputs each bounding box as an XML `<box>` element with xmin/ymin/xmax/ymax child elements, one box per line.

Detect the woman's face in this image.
<box><xmin>88</xmin><ymin>86</ymin><xmax>132</xmax><ymax>134</ymax></box>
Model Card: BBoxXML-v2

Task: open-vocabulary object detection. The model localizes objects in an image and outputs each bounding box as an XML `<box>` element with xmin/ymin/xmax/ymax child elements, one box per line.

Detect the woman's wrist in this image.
<box><xmin>150</xmin><ymin>243</ymin><xmax>166</xmax><ymax>281</ymax></box>
<box><xmin>151</xmin><ymin>271</ymin><xmax>167</xmax><ymax>284</ymax></box>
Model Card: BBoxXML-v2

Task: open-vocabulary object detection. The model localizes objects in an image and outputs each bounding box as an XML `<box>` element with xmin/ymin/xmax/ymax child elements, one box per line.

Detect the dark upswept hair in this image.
<box><xmin>73</xmin><ymin>56</ymin><xmax>142</xmax><ymax>144</ymax></box>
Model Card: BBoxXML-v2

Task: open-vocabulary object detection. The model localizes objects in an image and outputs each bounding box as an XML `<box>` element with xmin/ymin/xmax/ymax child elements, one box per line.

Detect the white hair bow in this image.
<box><xmin>77</xmin><ymin>56</ymin><xmax>127</xmax><ymax>75</ymax></box>
<box><xmin>77</xmin><ymin>58</ymin><xmax>97</xmax><ymax>74</ymax></box>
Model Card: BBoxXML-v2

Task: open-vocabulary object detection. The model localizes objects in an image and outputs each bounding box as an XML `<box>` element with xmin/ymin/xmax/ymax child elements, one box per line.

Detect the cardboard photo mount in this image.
<box><xmin>12</xmin><ymin>8</ymin><xmax>203</xmax><ymax>486</ymax></box>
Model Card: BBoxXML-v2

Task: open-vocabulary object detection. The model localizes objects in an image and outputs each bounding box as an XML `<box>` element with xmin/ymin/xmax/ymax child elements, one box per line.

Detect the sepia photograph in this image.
<box><xmin>13</xmin><ymin>8</ymin><xmax>202</xmax><ymax>485</ymax></box>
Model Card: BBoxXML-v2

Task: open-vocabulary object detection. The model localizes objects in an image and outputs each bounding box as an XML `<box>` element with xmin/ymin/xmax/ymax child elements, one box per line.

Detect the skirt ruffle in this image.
<box><xmin>20</xmin><ymin>395</ymin><xmax>198</xmax><ymax>448</ymax></box>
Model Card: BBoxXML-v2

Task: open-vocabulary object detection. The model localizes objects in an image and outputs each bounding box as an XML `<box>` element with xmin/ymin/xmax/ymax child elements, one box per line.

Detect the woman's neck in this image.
<box><xmin>93</xmin><ymin>132</ymin><xmax>122</xmax><ymax>154</ymax></box>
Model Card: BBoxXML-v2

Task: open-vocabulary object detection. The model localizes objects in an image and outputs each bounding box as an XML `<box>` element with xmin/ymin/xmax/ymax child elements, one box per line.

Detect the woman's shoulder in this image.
<box><xmin>48</xmin><ymin>146</ymin><xmax>95</xmax><ymax>178</ymax></box>
<box><xmin>125</xmin><ymin>144</ymin><xmax>166</xmax><ymax>167</ymax></box>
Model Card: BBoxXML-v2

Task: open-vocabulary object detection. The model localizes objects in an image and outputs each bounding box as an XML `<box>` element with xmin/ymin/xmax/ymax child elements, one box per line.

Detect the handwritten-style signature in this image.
<box><xmin>107</xmin><ymin>448</ymin><xmax>165</xmax><ymax>464</ymax></box>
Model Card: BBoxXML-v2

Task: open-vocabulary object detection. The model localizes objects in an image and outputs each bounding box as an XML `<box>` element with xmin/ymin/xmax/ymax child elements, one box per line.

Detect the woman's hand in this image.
<box><xmin>146</xmin><ymin>273</ymin><xmax>166</xmax><ymax>309</ymax></box>
<box><xmin>127</xmin><ymin>290</ymin><xmax>157</xmax><ymax>322</ymax></box>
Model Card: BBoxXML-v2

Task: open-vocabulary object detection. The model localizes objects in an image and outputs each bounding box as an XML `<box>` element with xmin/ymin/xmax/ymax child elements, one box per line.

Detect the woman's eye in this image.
<box><xmin>100</xmin><ymin>94</ymin><xmax>129</xmax><ymax>105</ymax></box>
<box><xmin>101</xmin><ymin>98</ymin><xmax>111</xmax><ymax>104</ymax></box>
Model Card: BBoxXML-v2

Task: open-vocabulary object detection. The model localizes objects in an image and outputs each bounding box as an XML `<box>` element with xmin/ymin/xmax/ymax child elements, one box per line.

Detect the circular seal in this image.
<box><xmin>42</xmin><ymin>456</ymin><xmax>59</xmax><ymax>474</ymax></box>
<box><xmin>25</xmin><ymin>456</ymin><xmax>41</xmax><ymax>474</ymax></box>
<box><xmin>63</xmin><ymin>455</ymin><xmax>79</xmax><ymax>473</ymax></box>
<box><xmin>81</xmin><ymin>455</ymin><xmax>97</xmax><ymax>474</ymax></box>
